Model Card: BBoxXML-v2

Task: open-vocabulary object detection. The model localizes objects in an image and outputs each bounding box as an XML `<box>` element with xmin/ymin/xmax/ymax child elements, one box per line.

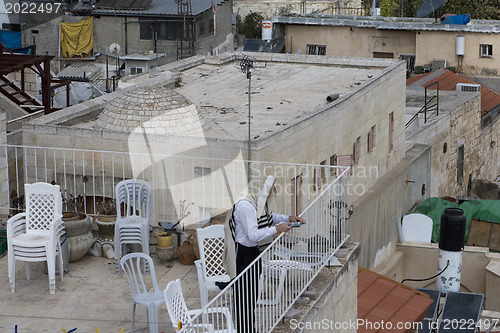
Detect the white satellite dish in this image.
<box><xmin>109</xmin><ymin>43</ymin><xmax>121</xmax><ymax>54</ymax></box>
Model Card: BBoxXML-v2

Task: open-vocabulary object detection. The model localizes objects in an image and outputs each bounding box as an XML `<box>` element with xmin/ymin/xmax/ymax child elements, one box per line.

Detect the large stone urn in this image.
<box><xmin>63</xmin><ymin>212</ymin><xmax>94</xmax><ymax>262</ymax></box>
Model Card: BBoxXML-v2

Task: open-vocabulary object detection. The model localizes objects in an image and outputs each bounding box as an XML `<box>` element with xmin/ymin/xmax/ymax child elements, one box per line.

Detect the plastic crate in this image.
<box><xmin>0</xmin><ymin>237</ymin><xmax>6</xmax><ymax>257</ymax></box>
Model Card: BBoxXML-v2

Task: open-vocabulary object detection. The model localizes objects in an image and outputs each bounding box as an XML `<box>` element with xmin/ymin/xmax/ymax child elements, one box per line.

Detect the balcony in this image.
<box><xmin>0</xmin><ymin>144</ymin><xmax>351</xmax><ymax>332</ymax></box>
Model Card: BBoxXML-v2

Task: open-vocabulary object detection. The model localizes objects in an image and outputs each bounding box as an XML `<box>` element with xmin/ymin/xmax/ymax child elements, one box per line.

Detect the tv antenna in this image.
<box><xmin>236</xmin><ymin>55</ymin><xmax>266</xmax><ymax>179</ymax></box>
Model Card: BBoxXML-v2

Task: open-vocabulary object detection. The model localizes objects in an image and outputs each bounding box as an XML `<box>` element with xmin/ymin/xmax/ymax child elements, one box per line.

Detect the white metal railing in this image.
<box><xmin>1</xmin><ymin>144</ymin><xmax>349</xmax><ymax>332</ymax></box>
<box><xmin>179</xmin><ymin>169</ymin><xmax>349</xmax><ymax>333</ymax></box>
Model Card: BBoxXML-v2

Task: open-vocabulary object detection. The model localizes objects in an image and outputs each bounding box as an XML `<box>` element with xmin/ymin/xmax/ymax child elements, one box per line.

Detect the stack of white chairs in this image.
<box><xmin>7</xmin><ymin>182</ymin><xmax>65</xmax><ymax>294</ymax></box>
<box><xmin>114</xmin><ymin>179</ymin><xmax>152</xmax><ymax>274</ymax></box>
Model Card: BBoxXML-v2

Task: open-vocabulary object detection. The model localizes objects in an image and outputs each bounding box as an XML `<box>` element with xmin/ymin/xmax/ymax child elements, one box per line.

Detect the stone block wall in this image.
<box><xmin>273</xmin><ymin>242</ymin><xmax>359</xmax><ymax>333</ymax></box>
<box><xmin>6</xmin><ymin>68</ymin><xmax>38</xmax><ymax>98</ymax></box>
<box><xmin>234</xmin><ymin>0</ymin><xmax>362</xmax><ymax>19</ymax></box>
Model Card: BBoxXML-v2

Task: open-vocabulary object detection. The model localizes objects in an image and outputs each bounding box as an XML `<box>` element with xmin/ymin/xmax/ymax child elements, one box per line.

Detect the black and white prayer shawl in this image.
<box><xmin>223</xmin><ymin>175</ymin><xmax>276</xmax><ymax>279</ymax></box>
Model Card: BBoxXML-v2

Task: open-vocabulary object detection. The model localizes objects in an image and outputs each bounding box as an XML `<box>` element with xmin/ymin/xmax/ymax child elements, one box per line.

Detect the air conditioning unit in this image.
<box><xmin>456</xmin><ymin>83</ymin><xmax>480</xmax><ymax>92</ymax></box>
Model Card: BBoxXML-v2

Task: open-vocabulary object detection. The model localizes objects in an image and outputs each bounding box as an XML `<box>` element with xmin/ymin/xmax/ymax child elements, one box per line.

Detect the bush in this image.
<box><xmin>238</xmin><ymin>12</ymin><xmax>264</xmax><ymax>39</ymax></box>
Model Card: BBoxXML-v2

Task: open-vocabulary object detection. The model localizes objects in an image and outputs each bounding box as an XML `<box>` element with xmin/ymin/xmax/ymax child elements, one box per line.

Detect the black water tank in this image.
<box><xmin>439</xmin><ymin>208</ymin><xmax>466</xmax><ymax>251</ymax></box>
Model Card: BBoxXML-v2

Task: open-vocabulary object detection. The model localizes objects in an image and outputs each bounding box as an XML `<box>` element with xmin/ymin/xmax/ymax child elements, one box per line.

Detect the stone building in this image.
<box><xmin>233</xmin><ymin>0</ymin><xmax>362</xmax><ymax>19</ymax></box>
<box><xmin>6</xmin><ymin>52</ymin><xmax>426</xmax><ymax>270</ymax></box>
<box><xmin>272</xmin><ymin>15</ymin><xmax>500</xmax><ymax>88</ymax></box>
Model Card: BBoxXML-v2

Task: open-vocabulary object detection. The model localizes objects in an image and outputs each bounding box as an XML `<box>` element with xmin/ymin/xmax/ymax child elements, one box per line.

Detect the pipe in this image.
<box><xmin>326</xmin><ymin>93</ymin><xmax>340</xmax><ymax>102</ymax></box>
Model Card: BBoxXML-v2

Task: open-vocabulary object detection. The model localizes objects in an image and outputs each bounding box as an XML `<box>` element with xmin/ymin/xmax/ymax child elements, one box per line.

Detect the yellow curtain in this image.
<box><xmin>60</xmin><ymin>17</ymin><xmax>93</xmax><ymax>58</ymax></box>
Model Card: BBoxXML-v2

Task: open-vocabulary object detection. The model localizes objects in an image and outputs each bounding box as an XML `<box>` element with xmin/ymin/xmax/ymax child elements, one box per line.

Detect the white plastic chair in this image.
<box><xmin>7</xmin><ymin>182</ymin><xmax>64</xmax><ymax>294</ymax></box>
<box><xmin>114</xmin><ymin>179</ymin><xmax>151</xmax><ymax>274</ymax></box>
<box><xmin>195</xmin><ymin>225</ymin><xmax>231</xmax><ymax>309</ymax></box>
<box><xmin>401</xmin><ymin>213</ymin><xmax>433</xmax><ymax>243</ymax></box>
<box><xmin>120</xmin><ymin>252</ymin><xmax>164</xmax><ymax>333</ymax></box>
<box><xmin>164</xmin><ymin>278</ymin><xmax>235</xmax><ymax>333</ymax></box>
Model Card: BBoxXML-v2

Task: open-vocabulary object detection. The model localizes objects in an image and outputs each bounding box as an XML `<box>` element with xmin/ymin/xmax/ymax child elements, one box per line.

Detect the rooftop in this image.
<box><xmin>91</xmin><ymin>0</ymin><xmax>225</xmax><ymax>17</ymax></box>
<box><xmin>120</xmin><ymin>53</ymin><xmax>166</xmax><ymax>61</ymax></box>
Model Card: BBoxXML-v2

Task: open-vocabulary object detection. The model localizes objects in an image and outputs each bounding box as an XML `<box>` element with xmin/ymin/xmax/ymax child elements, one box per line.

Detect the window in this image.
<box><xmin>389</xmin><ymin>112</ymin><xmax>394</xmax><ymax>152</ymax></box>
<box><xmin>457</xmin><ymin>144</ymin><xmax>464</xmax><ymax>184</ymax></box>
<box><xmin>368</xmin><ymin>126</ymin><xmax>376</xmax><ymax>153</ymax></box>
<box><xmin>139</xmin><ymin>19</ymin><xmax>179</xmax><ymax>40</ymax></box>
<box><xmin>306</xmin><ymin>44</ymin><xmax>326</xmax><ymax>55</ymax></box>
<box><xmin>373</xmin><ymin>52</ymin><xmax>394</xmax><ymax>59</ymax></box>
<box><xmin>130</xmin><ymin>67</ymin><xmax>143</xmax><ymax>75</ymax></box>
<box><xmin>329</xmin><ymin>154</ymin><xmax>337</xmax><ymax>176</ymax></box>
<box><xmin>336</xmin><ymin>155</ymin><xmax>352</xmax><ymax>175</ymax></box>
<box><xmin>353</xmin><ymin>136</ymin><xmax>361</xmax><ymax>163</ymax></box>
<box><xmin>480</xmin><ymin>44</ymin><xmax>493</xmax><ymax>57</ymax></box>
<box><xmin>195</xmin><ymin>10</ymin><xmax>216</xmax><ymax>39</ymax></box>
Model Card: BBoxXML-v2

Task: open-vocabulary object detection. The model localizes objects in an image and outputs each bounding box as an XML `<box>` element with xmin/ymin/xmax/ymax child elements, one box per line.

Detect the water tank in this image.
<box><xmin>456</xmin><ymin>35</ymin><xmax>465</xmax><ymax>56</ymax></box>
<box><xmin>262</xmin><ymin>21</ymin><xmax>272</xmax><ymax>41</ymax></box>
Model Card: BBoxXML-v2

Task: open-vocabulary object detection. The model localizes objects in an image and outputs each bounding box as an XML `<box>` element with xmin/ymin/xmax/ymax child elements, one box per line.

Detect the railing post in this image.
<box><xmin>424</xmin><ymin>87</ymin><xmax>427</xmax><ymax>123</ymax></box>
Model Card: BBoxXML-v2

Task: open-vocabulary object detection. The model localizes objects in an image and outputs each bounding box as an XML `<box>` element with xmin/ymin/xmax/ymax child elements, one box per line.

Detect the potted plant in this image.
<box><xmin>96</xmin><ymin>199</ymin><xmax>117</xmax><ymax>241</ymax></box>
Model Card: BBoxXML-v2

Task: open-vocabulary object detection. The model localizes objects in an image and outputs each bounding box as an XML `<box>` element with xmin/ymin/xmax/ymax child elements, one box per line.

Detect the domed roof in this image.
<box><xmin>95</xmin><ymin>86</ymin><xmax>206</xmax><ymax>134</ymax></box>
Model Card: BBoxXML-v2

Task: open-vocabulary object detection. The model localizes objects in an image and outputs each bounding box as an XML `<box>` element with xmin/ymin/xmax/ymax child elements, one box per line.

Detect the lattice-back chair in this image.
<box><xmin>120</xmin><ymin>253</ymin><xmax>164</xmax><ymax>333</ymax></box>
<box><xmin>195</xmin><ymin>225</ymin><xmax>230</xmax><ymax>308</ymax></box>
<box><xmin>7</xmin><ymin>182</ymin><xmax>64</xmax><ymax>294</ymax></box>
<box><xmin>164</xmin><ymin>279</ymin><xmax>235</xmax><ymax>333</ymax></box>
<box><xmin>114</xmin><ymin>179</ymin><xmax>151</xmax><ymax>274</ymax></box>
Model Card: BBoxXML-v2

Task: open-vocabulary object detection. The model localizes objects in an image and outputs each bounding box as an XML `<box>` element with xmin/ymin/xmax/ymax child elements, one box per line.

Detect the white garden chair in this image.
<box><xmin>195</xmin><ymin>225</ymin><xmax>231</xmax><ymax>309</ymax></box>
<box><xmin>120</xmin><ymin>252</ymin><xmax>164</xmax><ymax>333</ymax></box>
<box><xmin>7</xmin><ymin>182</ymin><xmax>64</xmax><ymax>294</ymax></box>
<box><xmin>114</xmin><ymin>179</ymin><xmax>151</xmax><ymax>274</ymax></box>
<box><xmin>164</xmin><ymin>279</ymin><xmax>235</xmax><ymax>333</ymax></box>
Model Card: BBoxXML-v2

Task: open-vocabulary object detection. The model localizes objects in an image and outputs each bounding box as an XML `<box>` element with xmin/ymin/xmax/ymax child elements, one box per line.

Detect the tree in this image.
<box><xmin>238</xmin><ymin>12</ymin><xmax>265</xmax><ymax>39</ymax></box>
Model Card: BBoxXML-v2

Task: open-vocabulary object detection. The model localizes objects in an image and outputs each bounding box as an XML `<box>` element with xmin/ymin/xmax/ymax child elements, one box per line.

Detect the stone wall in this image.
<box><xmin>234</xmin><ymin>0</ymin><xmax>362</xmax><ymax>19</ymax></box>
<box><xmin>273</xmin><ymin>242</ymin><xmax>359</xmax><ymax>333</ymax></box>
<box><xmin>407</xmin><ymin>91</ymin><xmax>500</xmax><ymax>197</ymax></box>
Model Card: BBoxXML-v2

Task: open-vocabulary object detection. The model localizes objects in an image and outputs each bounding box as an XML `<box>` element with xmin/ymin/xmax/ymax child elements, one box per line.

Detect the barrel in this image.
<box><xmin>438</xmin><ymin>208</ymin><xmax>466</xmax><ymax>252</ymax></box>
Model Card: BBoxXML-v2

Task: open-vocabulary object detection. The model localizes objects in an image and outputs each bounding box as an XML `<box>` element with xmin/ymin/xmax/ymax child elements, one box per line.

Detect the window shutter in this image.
<box><xmin>336</xmin><ymin>155</ymin><xmax>352</xmax><ymax>175</ymax></box>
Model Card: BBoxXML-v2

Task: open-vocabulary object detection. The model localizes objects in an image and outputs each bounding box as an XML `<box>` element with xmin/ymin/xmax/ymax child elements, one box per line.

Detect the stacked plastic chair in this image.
<box><xmin>120</xmin><ymin>253</ymin><xmax>164</xmax><ymax>333</ymax></box>
<box><xmin>7</xmin><ymin>182</ymin><xmax>65</xmax><ymax>294</ymax></box>
<box><xmin>114</xmin><ymin>179</ymin><xmax>151</xmax><ymax>274</ymax></box>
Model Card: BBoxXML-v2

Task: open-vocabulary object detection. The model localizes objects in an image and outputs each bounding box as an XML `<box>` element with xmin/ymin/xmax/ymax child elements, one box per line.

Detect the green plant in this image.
<box><xmin>62</xmin><ymin>193</ymin><xmax>84</xmax><ymax>213</ymax></box>
<box><xmin>238</xmin><ymin>12</ymin><xmax>264</xmax><ymax>39</ymax></box>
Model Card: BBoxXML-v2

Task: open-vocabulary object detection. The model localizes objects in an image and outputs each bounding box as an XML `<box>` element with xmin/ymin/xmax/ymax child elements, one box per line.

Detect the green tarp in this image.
<box><xmin>415</xmin><ymin>197</ymin><xmax>500</xmax><ymax>243</ymax></box>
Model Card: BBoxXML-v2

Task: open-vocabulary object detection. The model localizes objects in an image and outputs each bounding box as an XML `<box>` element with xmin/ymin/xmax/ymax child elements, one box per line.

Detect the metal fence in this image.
<box><xmin>178</xmin><ymin>169</ymin><xmax>350</xmax><ymax>333</ymax></box>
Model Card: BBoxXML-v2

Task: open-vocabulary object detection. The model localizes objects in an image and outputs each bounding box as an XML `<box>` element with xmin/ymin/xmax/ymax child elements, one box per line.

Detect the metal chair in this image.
<box><xmin>195</xmin><ymin>225</ymin><xmax>231</xmax><ymax>309</ymax></box>
<box><xmin>7</xmin><ymin>182</ymin><xmax>64</xmax><ymax>294</ymax></box>
<box><xmin>164</xmin><ymin>278</ymin><xmax>235</xmax><ymax>333</ymax></box>
<box><xmin>114</xmin><ymin>179</ymin><xmax>151</xmax><ymax>274</ymax></box>
<box><xmin>120</xmin><ymin>253</ymin><xmax>164</xmax><ymax>333</ymax></box>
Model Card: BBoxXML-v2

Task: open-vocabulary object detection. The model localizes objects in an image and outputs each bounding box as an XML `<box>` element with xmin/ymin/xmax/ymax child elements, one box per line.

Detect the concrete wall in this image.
<box><xmin>395</xmin><ymin>242</ymin><xmax>500</xmax><ymax>311</ymax></box>
<box><xmin>349</xmin><ymin>144</ymin><xmax>431</xmax><ymax>269</ymax></box>
<box><xmin>234</xmin><ymin>0</ymin><xmax>362</xmax><ymax>19</ymax></box>
<box><xmin>93</xmin><ymin>0</ymin><xmax>233</xmax><ymax>63</ymax></box>
<box><xmin>282</xmin><ymin>25</ymin><xmax>416</xmax><ymax>58</ymax></box>
<box><xmin>273</xmin><ymin>242</ymin><xmax>359</xmax><ymax>333</ymax></box>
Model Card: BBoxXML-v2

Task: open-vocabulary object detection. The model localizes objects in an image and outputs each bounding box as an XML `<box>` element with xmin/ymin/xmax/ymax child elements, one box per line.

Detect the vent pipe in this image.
<box><xmin>436</xmin><ymin>208</ymin><xmax>466</xmax><ymax>293</ymax></box>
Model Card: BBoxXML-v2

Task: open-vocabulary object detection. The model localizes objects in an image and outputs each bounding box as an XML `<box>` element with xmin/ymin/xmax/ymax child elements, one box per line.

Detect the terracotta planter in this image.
<box><xmin>63</xmin><ymin>213</ymin><xmax>94</xmax><ymax>262</ymax></box>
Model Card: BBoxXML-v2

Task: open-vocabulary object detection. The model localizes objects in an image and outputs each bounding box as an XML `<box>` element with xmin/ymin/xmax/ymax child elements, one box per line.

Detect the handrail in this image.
<box><xmin>405</xmin><ymin>81</ymin><xmax>440</xmax><ymax>129</ymax></box>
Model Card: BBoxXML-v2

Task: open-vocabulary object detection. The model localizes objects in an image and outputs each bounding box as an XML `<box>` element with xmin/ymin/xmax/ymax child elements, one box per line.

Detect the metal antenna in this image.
<box><xmin>236</xmin><ymin>55</ymin><xmax>266</xmax><ymax>179</ymax></box>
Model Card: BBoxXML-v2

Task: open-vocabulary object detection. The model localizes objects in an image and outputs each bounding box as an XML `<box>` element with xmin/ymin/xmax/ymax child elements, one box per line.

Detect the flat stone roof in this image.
<box><xmin>273</xmin><ymin>15</ymin><xmax>500</xmax><ymax>34</ymax></box>
<box><xmin>175</xmin><ymin>56</ymin><xmax>385</xmax><ymax>141</ymax></box>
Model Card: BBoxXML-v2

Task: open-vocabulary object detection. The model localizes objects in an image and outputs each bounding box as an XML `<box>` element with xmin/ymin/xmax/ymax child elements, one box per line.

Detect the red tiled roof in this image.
<box><xmin>358</xmin><ymin>267</ymin><xmax>433</xmax><ymax>333</ymax></box>
<box><xmin>407</xmin><ymin>69</ymin><xmax>500</xmax><ymax>116</ymax></box>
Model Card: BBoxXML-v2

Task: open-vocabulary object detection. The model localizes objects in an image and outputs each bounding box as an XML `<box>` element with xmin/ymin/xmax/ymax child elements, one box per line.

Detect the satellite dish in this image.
<box><xmin>417</xmin><ymin>0</ymin><xmax>446</xmax><ymax>18</ymax></box>
<box><xmin>109</xmin><ymin>43</ymin><xmax>121</xmax><ymax>54</ymax></box>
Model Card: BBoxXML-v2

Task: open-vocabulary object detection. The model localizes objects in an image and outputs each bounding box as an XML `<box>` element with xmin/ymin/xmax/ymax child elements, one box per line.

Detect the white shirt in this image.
<box><xmin>233</xmin><ymin>199</ymin><xmax>290</xmax><ymax>247</ymax></box>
